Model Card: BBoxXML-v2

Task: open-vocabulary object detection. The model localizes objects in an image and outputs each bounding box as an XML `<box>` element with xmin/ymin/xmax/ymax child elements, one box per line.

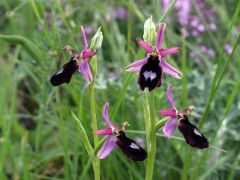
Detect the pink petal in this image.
<box><xmin>102</xmin><ymin>102</ymin><xmax>114</xmax><ymax>128</ymax></box>
<box><xmin>95</xmin><ymin>128</ymin><xmax>113</xmax><ymax>135</ymax></box>
<box><xmin>97</xmin><ymin>135</ymin><xmax>117</xmax><ymax>159</ymax></box>
<box><xmin>161</xmin><ymin>58</ymin><xmax>183</xmax><ymax>79</ymax></box>
<box><xmin>125</xmin><ymin>57</ymin><xmax>148</xmax><ymax>72</ymax></box>
<box><xmin>159</xmin><ymin>109</ymin><xmax>177</xmax><ymax>118</ymax></box>
<box><xmin>156</xmin><ymin>23</ymin><xmax>166</xmax><ymax>49</ymax></box>
<box><xmin>82</xmin><ymin>49</ymin><xmax>96</xmax><ymax>59</ymax></box>
<box><xmin>79</xmin><ymin>60</ymin><xmax>93</xmax><ymax>84</ymax></box>
<box><xmin>166</xmin><ymin>85</ymin><xmax>176</xmax><ymax>109</ymax></box>
<box><xmin>137</xmin><ymin>39</ymin><xmax>152</xmax><ymax>53</ymax></box>
<box><xmin>81</xmin><ymin>26</ymin><xmax>88</xmax><ymax>50</ymax></box>
<box><xmin>163</xmin><ymin>117</ymin><xmax>178</xmax><ymax>138</ymax></box>
<box><xmin>159</xmin><ymin>47</ymin><xmax>181</xmax><ymax>57</ymax></box>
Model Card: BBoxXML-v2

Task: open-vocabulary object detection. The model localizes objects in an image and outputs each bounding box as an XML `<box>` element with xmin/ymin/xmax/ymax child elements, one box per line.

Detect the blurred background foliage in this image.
<box><xmin>0</xmin><ymin>0</ymin><xmax>239</xmax><ymax>179</ymax></box>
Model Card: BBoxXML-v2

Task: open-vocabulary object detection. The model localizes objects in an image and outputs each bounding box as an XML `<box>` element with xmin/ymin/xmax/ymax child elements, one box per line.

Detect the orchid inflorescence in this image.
<box><xmin>49</xmin><ymin>18</ymin><xmax>209</xmax><ymax>167</ymax></box>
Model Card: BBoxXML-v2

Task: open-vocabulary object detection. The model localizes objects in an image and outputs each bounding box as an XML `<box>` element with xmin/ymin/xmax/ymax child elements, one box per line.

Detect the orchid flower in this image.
<box><xmin>159</xmin><ymin>85</ymin><xmax>209</xmax><ymax>149</ymax></box>
<box><xmin>50</xmin><ymin>26</ymin><xmax>96</xmax><ymax>86</ymax></box>
<box><xmin>126</xmin><ymin>23</ymin><xmax>182</xmax><ymax>91</ymax></box>
<box><xmin>96</xmin><ymin>102</ymin><xmax>147</xmax><ymax>161</ymax></box>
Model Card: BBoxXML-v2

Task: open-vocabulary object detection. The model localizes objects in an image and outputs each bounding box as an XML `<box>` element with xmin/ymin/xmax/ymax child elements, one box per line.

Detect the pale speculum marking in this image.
<box><xmin>130</xmin><ymin>143</ymin><xmax>140</xmax><ymax>149</ymax></box>
<box><xmin>194</xmin><ymin>128</ymin><xmax>202</xmax><ymax>137</ymax></box>
<box><xmin>56</xmin><ymin>68</ymin><xmax>64</xmax><ymax>75</ymax></box>
<box><xmin>143</xmin><ymin>71</ymin><xmax>157</xmax><ymax>81</ymax></box>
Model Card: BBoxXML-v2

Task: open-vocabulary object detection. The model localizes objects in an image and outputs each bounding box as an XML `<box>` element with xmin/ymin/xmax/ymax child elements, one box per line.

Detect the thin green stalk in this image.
<box><xmin>89</xmin><ymin>57</ymin><xmax>100</xmax><ymax>180</ymax></box>
<box><xmin>181</xmin><ymin>32</ymin><xmax>188</xmax><ymax>106</ymax></box>
<box><xmin>159</xmin><ymin>0</ymin><xmax>177</xmax><ymax>23</ymax></box>
<box><xmin>21</xmin><ymin>133</ymin><xmax>30</xmax><ymax>180</ymax></box>
<box><xmin>56</xmin><ymin>89</ymin><xmax>72</xmax><ymax>179</ymax></box>
<box><xmin>180</xmin><ymin>31</ymin><xmax>191</xmax><ymax>180</ymax></box>
<box><xmin>181</xmin><ymin>148</ymin><xmax>192</xmax><ymax>180</ymax></box>
<box><xmin>88</xmin><ymin>83</ymin><xmax>100</xmax><ymax>180</ymax></box>
<box><xmin>145</xmin><ymin>92</ymin><xmax>157</xmax><ymax>180</ymax></box>
<box><xmin>89</xmin><ymin>85</ymin><xmax>99</xmax><ymax>146</ymax></box>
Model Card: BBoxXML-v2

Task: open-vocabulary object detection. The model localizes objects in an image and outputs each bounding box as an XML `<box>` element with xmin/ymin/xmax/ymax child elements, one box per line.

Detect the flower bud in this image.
<box><xmin>143</xmin><ymin>16</ymin><xmax>156</xmax><ymax>45</ymax></box>
<box><xmin>90</xmin><ymin>27</ymin><xmax>103</xmax><ymax>50</ymax></box>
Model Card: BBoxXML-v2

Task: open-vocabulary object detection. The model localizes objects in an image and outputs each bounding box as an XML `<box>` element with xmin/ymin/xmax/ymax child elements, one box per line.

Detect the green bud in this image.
<box><xmin>143</xmin><ymin>16</ymin><xmax>156</xmax><ymax>45</ymax></box>
<box><xmin>90</xmin><ymin>27</ymin><xmax>103</xmax><ymax>51</ymax></box>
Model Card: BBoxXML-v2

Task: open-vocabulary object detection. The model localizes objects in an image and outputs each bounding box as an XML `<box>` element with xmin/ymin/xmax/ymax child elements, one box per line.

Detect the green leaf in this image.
<box><xmin>71</xmin><ymin>111</ymin><xmax>95</xmax><ymax>162</ymax></box>
<box><xmin>0</xmin><ymin>34</ymin><xmax>43</xmax><ymax>61</ymax></box>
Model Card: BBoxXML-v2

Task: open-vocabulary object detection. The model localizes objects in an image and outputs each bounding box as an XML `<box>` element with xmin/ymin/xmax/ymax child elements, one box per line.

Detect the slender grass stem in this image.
<box><xmin>145</xmin><ymin>92</ymin><xmax>156</xmax><ymax>180</ymax></box>
<box><xmin>88</xmin><ymin>54</ymin><xmax>100</xmax><ymax>180</ymax></box>
<box><xmin>181</xmin><ymin>31</ymin><xmax>188</xmax><ymax>106</ymax></box>
<box><xmin>159</xmin><ymin>0</ymin><xmax>177</xmax><ymax>23</ymax></box>
<box><xmin>88</xmin><ymin>84</ymin><xmax>100</xmax><ymax>180</ymax></box>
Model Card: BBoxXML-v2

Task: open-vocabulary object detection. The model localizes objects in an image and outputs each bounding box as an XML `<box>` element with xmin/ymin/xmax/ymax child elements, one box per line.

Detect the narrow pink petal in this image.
<box><xmin>79</xmin><ymin>60</ymin><xmax>93</xmax><ymax>84</ymax></box>
<box><xmin>156</xmin><ymin>23</ymin><xmax>166</xmax><ymax>49</ymax></box>
<box><xmin>81</xmin><ymin>26</ymin><xmax>88</xmax><ymax>50</ymax></box>
<box><xmin>102</xmin><ymin>102</ymin><xmax>114</xmax><ymax>128</ymax></box>
<box><xmin>163</xmin><ymin>117</ymin><xmax>177</xmax><ymax>138</ymax></box>
<box><xmin>166</xmin><ymin>85</ymin><xmax>176</xmax><ymax>109</ymax></box>
<box><xmin>97</xmin><ymin>135</ymin><xmax>117</xmax><ymax>159</ymax></box>
<box><xmin>82</xmin><ymin>49</ymin><xmax>96</xmax><ymax>59</ymax></box>
<box><xmin>95</xmin><ymin>128</ymin><xmax>113</xmax><ymax>135</ymax></box>
<box><xmin>125</xmin><ymin>57</ymin><xmax>148</xmax><ymax>72</ymax></box>
<box><xmin>159</xmin><ymin>47</ymin><xmax>181</xmax><ymax>57</ymax></box>
<box><xmin>159</xmin><ymin>109</ymin><xmax>177</xmax><ymax>118</ymax></box>
<box><xmin>137</xmin><ymin>39</ymin><xmax>152</xmax><ymax>53</ymax></box>
<box><xmin>161</xmin><ymin>58</ymin><xmax>183</xmax><ymax>79</ymax></box>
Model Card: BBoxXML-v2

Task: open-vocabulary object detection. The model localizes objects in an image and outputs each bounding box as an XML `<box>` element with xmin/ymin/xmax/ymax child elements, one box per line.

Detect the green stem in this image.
<box><xmin>181</xmin><ymin>31</ymin><xmax>188</xmax><ymax>106</ymax></box>
<box><xmin>159</xmin><ymin>0</ymin><xmax>177</xmax><ymax>23</ymax></box>
<box><xmin>92</xmin><ymin>162</ymin><xmax>100</xmax><ymax>180</ymax></box>
<box><xmin>89</xmin><ymin>85</ymin><xmax>99</xmax><ymax>146</ymax></box>
<box><xmin>145</xmin><ymin>92</ymin><xmax>156</xmax><ymax>180</ymax></box>
<box><xmin>89</xmin><ymin>76</ymin><xmax>100</xmax><ymax>180</ymax></box>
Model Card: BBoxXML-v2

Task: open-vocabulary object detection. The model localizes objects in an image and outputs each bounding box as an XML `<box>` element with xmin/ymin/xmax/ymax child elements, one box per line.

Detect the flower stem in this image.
<box><xmin>89</xmin><ymin>85</ymin><xmax>98</xmax><ymax>146</ymax></box>
<box><xmin>88</xmin><ymin>54</ymin><xmax>100</xmax><ymax>180</ymax></box>
<box><xmin>145</xmin><ymin>92</ymin><xmax>156</xmax><ymax>180</ymax></box>
<box><xmin>89</xmin><ymin>83</ymin><xmax>100</xmax><ymax>180</ymax></box>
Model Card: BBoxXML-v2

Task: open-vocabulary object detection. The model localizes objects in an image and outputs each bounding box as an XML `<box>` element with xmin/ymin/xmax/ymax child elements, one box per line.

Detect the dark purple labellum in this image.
<box><xmin>178</xmin><ymin>116</ymin><xmax>209</xmax><ymax>149</ymax></box>
<box><xmin>138</xmin><ymin>55</ymin><xmax>162</xmax><ymax>91</ymax></box>
<box><xmin>116</xmin><ymin>132</ymin><xmax>147</xmax><ymax>161</ymax></box>
<box><xmin>50</xmin><ymin>57</ymin><xmax>79</xmax><ymax>86</ymax></box>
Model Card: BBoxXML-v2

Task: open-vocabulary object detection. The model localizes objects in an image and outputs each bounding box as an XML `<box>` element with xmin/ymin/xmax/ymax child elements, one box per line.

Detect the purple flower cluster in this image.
<box><xmin>190</xmin><ymin>44</ymin><xmax>215</xmax><ymax>63</ymax></box>
<box><xmin>161</xmin><ymin>0</ymin><xmax>217</xmax><ymax>37</ymax></box>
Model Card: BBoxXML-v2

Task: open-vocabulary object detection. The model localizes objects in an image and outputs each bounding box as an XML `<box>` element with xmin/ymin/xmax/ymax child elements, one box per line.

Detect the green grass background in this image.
<box><xmin>0</xmin><ymin>0</ymin><xmax>239</xmax><ymax>179</ymax></box>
